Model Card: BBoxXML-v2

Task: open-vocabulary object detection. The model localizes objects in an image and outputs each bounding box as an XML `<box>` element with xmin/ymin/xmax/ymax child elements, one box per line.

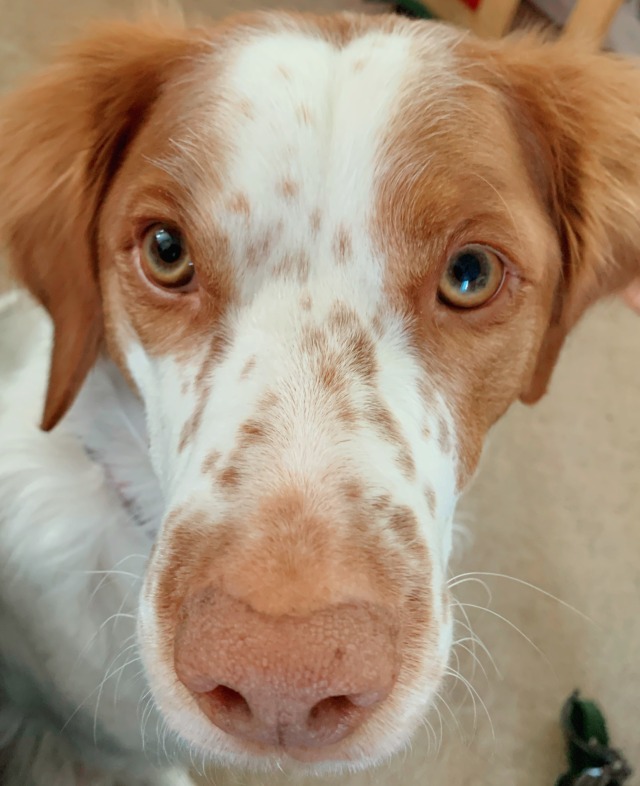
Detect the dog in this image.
<box><xmin>0</xmin><ymin>9</ymin><xmax>638</xmax><ymax>785</ymax></box>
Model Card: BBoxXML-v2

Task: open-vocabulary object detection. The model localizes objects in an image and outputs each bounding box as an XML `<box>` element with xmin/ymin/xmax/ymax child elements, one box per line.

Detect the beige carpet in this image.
<box><xmin>0</xmin><ymin>1</ymin><xmax>638</xmax><ymax>784</ymax></box>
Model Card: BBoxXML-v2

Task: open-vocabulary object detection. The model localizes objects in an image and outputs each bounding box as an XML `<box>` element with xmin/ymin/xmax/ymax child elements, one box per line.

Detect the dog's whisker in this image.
<box><xmin>113</xmin><ymin>646</ymin><xmax>142</xmax><ymax>702</ymax></box>
<box><xmin>61</xmin><ymin>638</ymin><xmax>141</xmax><ymax>735</ymax></box>
<box><xmin>459</xmin><ymin>602</ymin><xmax>557</xmax><ymax>678</ymax></box>
<box><xmin>454</xmin><ymin>640</ymin><xmax>489</xmax><ymax>683</ymax></box>
<box><xmin>445</xmin><ymin>667</ymin><xmax>478</xmax><ymax>733</ymax></box>
<box><xmin>451</xmin><ymin>597</ymin><xmax>480</xmax><ymax>679</ymax></box>
<box><xmin>452</xmin><ymin>602</ymin><xmax>502</xmax><ymax>678</ymax></box>
<box><xmin>445</xmin><ymin>667</ymin><xmax>495</xmax><ymax>742</ymax></box>
<box><xmin>448</xmin><ymin>575</ymin><xmax>493</xmax><ymax>606</ymax></box>
<box><xmin>449</xmin><ymin>571</ymin><xmax>595</xmax><ymax>626</ymax></box>
<box><xmin>432</xmin><ymin>701</ymin><xmax>445</xmax><ymax>753</ymax></box>
<box><xmin>434</xmin><ymin>690</ymin><xmax>465</xmax><ymax>744</ymax></box>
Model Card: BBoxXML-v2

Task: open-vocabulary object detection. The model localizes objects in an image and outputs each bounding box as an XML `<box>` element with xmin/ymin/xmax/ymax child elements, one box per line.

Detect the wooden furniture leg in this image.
<box><xmin>564</xmin><ymin>0</ymin><xmax>626</xmax><ymax>44</ymax></box>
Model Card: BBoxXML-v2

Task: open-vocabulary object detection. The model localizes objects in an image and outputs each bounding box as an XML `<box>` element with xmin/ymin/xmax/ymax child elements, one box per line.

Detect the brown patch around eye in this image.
<box><xmin>333</xmin><ymin>226</ymin><xmax>353</xmax><ymax>265</ymax></box>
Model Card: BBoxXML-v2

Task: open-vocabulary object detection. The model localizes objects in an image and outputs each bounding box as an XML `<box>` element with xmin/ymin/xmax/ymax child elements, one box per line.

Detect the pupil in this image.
<box><xmin>154</xmin><ymin>228</ymin><xmax>183</xmax><ymax>264</ymax></box>
<box><xmin>451</xmin><ymin>252</ymin><xmax>488</xmax><ymax>294</ymax></box>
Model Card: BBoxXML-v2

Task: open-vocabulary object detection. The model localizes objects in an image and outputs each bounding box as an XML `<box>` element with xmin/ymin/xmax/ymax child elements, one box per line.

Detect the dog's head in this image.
<box><xmin>1</xmin><ymin>11</ymin><xmax>638</xmax><ymax>772</ymax></box>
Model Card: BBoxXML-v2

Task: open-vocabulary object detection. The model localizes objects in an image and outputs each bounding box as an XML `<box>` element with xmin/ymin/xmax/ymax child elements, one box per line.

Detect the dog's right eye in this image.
<box><xmin>141</xmin><ymin>224</ymin><xmax>196</xmax><ymax>290</ymax></box>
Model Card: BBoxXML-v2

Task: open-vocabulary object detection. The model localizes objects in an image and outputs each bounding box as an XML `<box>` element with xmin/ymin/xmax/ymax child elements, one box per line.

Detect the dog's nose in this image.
<box><xmin>174</xmin><ymin>589</ymin><xmax>398</xmax><ymax>750</ymax></box>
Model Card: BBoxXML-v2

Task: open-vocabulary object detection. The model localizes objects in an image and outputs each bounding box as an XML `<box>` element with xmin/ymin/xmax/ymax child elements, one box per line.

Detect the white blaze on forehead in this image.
<box><xmin>212</xmin><ymin>26</ymin><xmax>452</xmax><ymax>291</ymax></box>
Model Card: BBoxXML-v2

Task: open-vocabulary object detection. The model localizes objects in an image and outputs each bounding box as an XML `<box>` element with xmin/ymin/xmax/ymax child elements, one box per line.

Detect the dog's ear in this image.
<box><xmin>484</xmin><ymin>36</ymin><xmax>640</xmax><ymax>403</ymax></box>
<box><xmin>0</xmin><ymin>16</ymin><xmax>206</xmax><ymax>430</ymax></box>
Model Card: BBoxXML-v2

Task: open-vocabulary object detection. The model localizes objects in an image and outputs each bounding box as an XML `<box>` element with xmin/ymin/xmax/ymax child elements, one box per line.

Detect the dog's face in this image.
<box><xmin>1</xmin><ymin>12</ymin><xmax>639</xmax><ymax>772</ymax></box>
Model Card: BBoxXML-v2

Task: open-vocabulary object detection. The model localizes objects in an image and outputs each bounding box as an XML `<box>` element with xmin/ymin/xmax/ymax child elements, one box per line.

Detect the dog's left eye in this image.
<box><xmin>438</xmin><ymin>245</ymin><xmax>505</xmax><ymax>309</ymax></box>
<box><xmin>141</xmin><ymin>224</ymin><xmax>195</xmax><ymax>290</ymax></box>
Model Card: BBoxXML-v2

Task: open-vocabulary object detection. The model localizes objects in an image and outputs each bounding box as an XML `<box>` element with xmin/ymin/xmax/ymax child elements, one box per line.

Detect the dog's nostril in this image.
<box><xmin>307</xmin><ymin>694</ymin><xmax>357</xmax><ymax>731</ymax></box>
<box><xmin>208</xmin><ymin>685</ymin><xmax>252</xmax><ymax>720</ymax></box>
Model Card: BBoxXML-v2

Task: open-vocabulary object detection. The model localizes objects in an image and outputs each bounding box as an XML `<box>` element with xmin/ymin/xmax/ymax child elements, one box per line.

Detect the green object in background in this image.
<box><xmin>365</xmin><ymin>0</ymin><xmax>436</xmax><ymax>20</ymax></box>
<box><xmin>556</xmin><ymin>691</ymin><xmax>632</xmax><ymax>786</ymax></box>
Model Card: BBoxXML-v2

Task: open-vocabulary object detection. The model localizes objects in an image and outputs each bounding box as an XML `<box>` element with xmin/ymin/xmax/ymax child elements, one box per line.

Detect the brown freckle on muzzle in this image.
<box><xmin>277</xmin><ymin>178</ymin><xmax>299</xmax><ymax>199</ymax></box>
<box><xmin>438</xmin><ymin>417</ymin><xmax>452</xmax><ymax>454</ymax></box>
<box><xmin>424</xmin><ymin>485</ymin><xmax>437</xmax><ymax>517</ymax></box>
<box><xmin>240</xmin><ymin>355</ymin><xmax>257</xmax><ymax>379</ymax></box>
<box><xmin>333</xmin><ymin>225</ymin><xmax>353</xmax><ymax>265</ymax></box>
<box><xmin>309</xmin><ymin>208</ymin><xmax>322</xmax><ymax>235</ymax></box>
<box><xmin>387</xmin><ymin>505</ymin><xmax>424</xmax><ymax>558</ymax></box>
<box><xmin>245</xmin><ymin>228</ymin><xmax>274</xmax><ymax>270</ymax></box>
<box><xmin>397</xmin><ymin>447</ymin><xmax>416</xmax><ymax>481</ymax></box>
<box><xmin>274</xmin><ymin>249</ymin><xmax>310</xmax><ymax>282</ymax></box>
<box><xmin>319</xmin><ymin>362</ymin><xmax>347</xmax><ymax>395</ymax></box>
<box><xmin>297</xmin><ymin>104</ymin><xmax>313</xmax><ymax>126</ymax></box>
<box><xmin>348</xmin><ymin>330</ymin><xmax>377</xmax><ymax>380</ymax></box>
<box><xmin>239</xmin><ymin>419</ymin><xmax>267</xmax><ymax>446</ymax></box>
<box><xmin>178</xmin><ymin>391</ymin><xmax>209</xmax><ymax>453</ymax></box>
<box><xmin>202</xmin><ymin>450</ymin><xmax>221</xmax><ymax>476</ymax></box>
<box><xmin>219</xmin><ymin>464</ymin><xmax>241</xmax><ymax>489</ymax></box>
<box><xmin>178</xmin><ymin>334</ymin><xmax>230</xmax><ymax>453</ymax></box>
<box><xmin>228</xmin><ymin>192</ymin><xmax>251</xmax><ymax>217</ymax></box>
<box><xmin>342</xmin><ymin>479</ymin><xmax>365</xmax><ymax>501</ymax></box>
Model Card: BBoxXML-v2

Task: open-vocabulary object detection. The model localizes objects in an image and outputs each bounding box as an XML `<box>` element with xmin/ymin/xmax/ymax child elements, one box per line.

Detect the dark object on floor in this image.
<box><xmin>556</xmin><ymin>691</ymin><xmax>633</xmax><ymax>786</ymax></box>
<box><xmin>365</xmin><ymin>0</ymin><xmax>436</xmax><ymax>19</ymax></box>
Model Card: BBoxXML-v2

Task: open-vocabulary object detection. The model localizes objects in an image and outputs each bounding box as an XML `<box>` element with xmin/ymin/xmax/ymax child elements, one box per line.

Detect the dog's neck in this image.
<box><xmin>63</xmin><ymin>355</ymin><xmax>164</xmax><ymax>543</ymax></box>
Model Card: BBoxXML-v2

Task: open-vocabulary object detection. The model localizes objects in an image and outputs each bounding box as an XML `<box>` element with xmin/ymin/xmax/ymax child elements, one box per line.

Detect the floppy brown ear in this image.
<box><xmin>0</xmin><ymin>16</ymin><xmax>207</xmax><ymax>430</ymax></box>
<box><xmin>485</xmin><ymin>36</ymin><xmax>640</xmax><ymax>403</ymax></box>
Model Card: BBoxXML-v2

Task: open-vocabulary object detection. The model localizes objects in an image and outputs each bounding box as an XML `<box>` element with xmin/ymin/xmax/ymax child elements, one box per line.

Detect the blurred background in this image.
<box><xmin>0</xmin><ymin>1</ymin><xmax>638</xmax><ymax>784</ymax></box>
